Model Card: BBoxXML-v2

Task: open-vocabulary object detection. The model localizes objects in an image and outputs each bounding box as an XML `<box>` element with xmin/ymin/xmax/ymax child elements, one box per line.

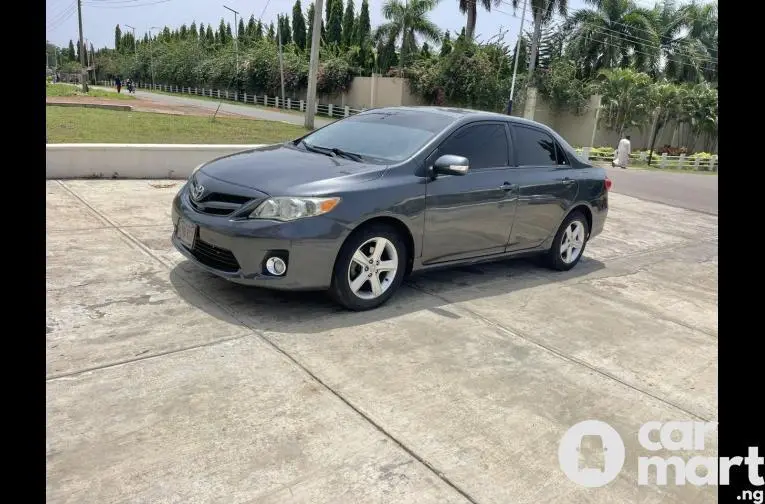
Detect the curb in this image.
<box><xmin>46</xmin><ymin>144</ymin><xmax>266</xmax><ymax>180</ymax></box>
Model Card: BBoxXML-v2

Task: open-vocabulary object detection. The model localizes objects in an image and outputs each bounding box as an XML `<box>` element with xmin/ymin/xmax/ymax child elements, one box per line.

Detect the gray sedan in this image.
<box><xmin>171</xmin><ymin>106</ymin><xmax>610</xmax><ymax>310</ymax></box>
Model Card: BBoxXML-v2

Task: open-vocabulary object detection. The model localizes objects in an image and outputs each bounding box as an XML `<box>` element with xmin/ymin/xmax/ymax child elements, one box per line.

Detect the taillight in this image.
<box><xmin>605</xmin><ymin>176</ymin><xmax>612</xmax><ymax>191</ymax></box>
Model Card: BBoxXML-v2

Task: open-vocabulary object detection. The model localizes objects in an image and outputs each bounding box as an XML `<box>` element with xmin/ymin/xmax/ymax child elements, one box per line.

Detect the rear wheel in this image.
<box><xmin>329</xmin><ymin>224</ymin><xmax>407</xmax><ymax>311</ymax></box>
<box><xmin>546</xmin><ymin>211</ymin><xmax>589</xmax><ymax>271</ymax></box>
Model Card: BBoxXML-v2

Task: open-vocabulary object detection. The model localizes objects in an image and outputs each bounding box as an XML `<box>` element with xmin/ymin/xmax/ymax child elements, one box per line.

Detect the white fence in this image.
<box><xmin>576</xmin><ymin>147</ymin><xmax>718</xmax><ymax>172</ymax></box>
<box><xmin>105</xmin><ymin>81</ymin><xmax>367</xmax><ymax>120</ymax></box>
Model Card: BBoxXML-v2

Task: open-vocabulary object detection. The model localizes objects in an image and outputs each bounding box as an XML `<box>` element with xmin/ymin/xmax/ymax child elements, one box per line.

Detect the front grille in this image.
<box><xmin>190</xmin><ymin>192</ymin><xmax>254</xmax><ymax>216</ymax></box>
<box><xmin>189</xmin><ymin>238</ymin><xmax>240</xmax><ymax>273</ymax></box>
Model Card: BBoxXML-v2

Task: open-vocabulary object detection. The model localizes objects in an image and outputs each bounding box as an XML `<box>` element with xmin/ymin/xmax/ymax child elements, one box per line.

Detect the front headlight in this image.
<box><xmin>249</xmin><ymin>197</ymin><xmax>341</xmax><ymax>221</ymax></box>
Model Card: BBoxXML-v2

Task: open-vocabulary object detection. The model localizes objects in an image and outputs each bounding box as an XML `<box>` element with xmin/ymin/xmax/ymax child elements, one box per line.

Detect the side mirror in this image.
<box><xmin>432</xmin><ymin>155</ymin><xmax>470</xmax><ymax>176</ymax></box>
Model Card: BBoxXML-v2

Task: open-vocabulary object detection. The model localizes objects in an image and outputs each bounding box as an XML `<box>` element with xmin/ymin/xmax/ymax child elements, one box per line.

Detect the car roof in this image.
<box><xmin>361</xmin><ymin>106</ymin><xmax>556</xmax><ymax>131</ymax></box>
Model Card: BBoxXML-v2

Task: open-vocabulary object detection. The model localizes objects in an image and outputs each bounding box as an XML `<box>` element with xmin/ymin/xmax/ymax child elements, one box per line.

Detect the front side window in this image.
<box><xmin>299</xmin><ymin>111</ymin><xmax>454</xmax><ymax>163</ymax></box>
<box><xmin>437</xmin><ymin>123</ymin><xmax>510</xmax><ymax>170</ymax></box>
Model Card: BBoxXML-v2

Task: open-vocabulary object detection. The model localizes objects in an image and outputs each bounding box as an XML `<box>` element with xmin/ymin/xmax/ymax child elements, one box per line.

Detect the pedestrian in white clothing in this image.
<box><xmin>612</xmin><ymin>135</ymin><xmax>631</xmax><ymax>169</ymax></box>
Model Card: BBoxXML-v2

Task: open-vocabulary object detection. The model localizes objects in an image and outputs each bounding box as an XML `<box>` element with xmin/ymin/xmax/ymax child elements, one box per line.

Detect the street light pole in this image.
<box><xmin>223</xmin><ymin>5</ymin><xmax>239</xmax><ymax>87</ymax></box>
<box><xmin>76</xmin><ymin>0</ymin><xmax>88</xmax><ymax>92</ymax></box>
<box><xmin>277</xmin><ymin>16</ymin><xmax>286</xmax><ymax>109</ymax></box>
<box><xmin>304</xmin><ymin>0</ymin><xmax>324</xmax><ymax>129</ymax></box>
<box><xmin>507</xmin><ymin>0</ymin><xmax>528</xmax><ymax>115</ymax></box>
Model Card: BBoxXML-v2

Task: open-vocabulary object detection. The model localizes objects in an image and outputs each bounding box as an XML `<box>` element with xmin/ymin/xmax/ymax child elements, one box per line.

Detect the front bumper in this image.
<box><xmin>171</xmin><ymin>189</ymin><xmax>347</xmax><ymax>290</ymax></box>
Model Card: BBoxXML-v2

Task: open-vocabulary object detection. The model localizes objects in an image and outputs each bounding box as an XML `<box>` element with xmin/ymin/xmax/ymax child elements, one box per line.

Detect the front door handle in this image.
<box><xmin>500</xmin><ymin>182</ymin><xmax>516</xmax><ymax>191</ymax></box>
<box><xmin>559</xmin><ymin>177</ymin><xmax>576</xmax><ymax>185</ymax></box>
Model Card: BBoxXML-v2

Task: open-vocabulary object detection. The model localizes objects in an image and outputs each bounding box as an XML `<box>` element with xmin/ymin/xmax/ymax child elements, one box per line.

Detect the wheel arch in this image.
<box><xmin>339</xmin><ymin>215</ymin><xmax>417</xmax><ymax>277</ymax></box>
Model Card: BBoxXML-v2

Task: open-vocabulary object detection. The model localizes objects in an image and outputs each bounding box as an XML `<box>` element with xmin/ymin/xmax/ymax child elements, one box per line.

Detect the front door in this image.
<box><xmin>422</xmin><ymin>122</ymin><xmax>518</xmax><ymax>265</ymax></box>
<box><xmin>506</xmin><ymin>124</ymin><xmax>580</xmax><ymax>251</ymax></box>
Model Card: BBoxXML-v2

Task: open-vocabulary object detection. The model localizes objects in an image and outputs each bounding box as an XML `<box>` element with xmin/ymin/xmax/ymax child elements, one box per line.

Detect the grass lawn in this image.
<box><xmin>47</xmin><ymin>82</ymin><xmax>135</xmax><ymax>101</ymax></box>
<box><xmin>46</xmin><ymin>106</ymin><xmax>308</xmax><ymax>144</ymax></box>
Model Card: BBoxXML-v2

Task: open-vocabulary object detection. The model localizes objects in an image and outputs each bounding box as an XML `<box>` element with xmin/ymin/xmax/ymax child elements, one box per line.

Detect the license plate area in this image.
<box><xmin>176</xmin><ymin>218</ymin><xmax>197</xmax><ymax>249</ymax></box>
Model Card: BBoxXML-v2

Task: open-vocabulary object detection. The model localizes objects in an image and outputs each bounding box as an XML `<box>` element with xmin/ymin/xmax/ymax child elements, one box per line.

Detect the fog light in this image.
<box><xmin>265</xmin><ymin>256</ymin><xmax>287</xmax><ymax>276</ymax></box>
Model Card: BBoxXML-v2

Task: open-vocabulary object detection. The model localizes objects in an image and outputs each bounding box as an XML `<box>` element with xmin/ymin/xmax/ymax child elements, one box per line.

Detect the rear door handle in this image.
<box><xmin>559</xmin><ymin>177</ymin><xmax>576</xmax><ymax>185</ymax></box>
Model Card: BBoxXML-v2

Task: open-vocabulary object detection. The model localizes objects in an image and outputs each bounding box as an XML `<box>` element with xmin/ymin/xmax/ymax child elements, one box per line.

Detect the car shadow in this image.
<box><xmin>168</xmin><ymin>255</ymin><xmax>606</xmax><ymax>335</ymax></box>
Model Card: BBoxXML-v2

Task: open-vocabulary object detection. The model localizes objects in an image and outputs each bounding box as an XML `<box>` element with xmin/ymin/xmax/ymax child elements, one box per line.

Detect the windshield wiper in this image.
<box><xmin>328</xmin><ymin>147</ymin><xmax>364</xmax><ymax>162</ymax></box>
<box><xmin>299</xmin><ymin>141</ymin><xmax>364</xmax><ymax>162</ymax></box>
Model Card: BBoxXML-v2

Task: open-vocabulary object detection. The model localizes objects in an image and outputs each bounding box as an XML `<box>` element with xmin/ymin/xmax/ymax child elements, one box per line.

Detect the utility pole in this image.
<box><xmin>223</xmin><ymin>5</ymin><xmax>239</xmax><ymax>89</ymax></box>
<box><xmin>277</xmin><ymin>16</ymin><xmax>286</xmax><ymax>109</ymax></box>
<box><xmin>304</xmin><ymin>0</ymin><xmax>324</xmax><ymax>129</ymax></box>
<box><xmin>76</xmin><ymin>0</ymin><xmax>88</xmax><ymax>92</ymax></box>
<box><xmin>507</xmin><ymin>0</ymin><xmax>527</xmax><ymax>115</ymax></box>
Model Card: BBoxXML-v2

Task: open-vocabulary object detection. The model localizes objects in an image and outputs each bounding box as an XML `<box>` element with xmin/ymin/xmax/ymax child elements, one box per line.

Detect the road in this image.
<box><xmin>134</xmin><ymin>89</ymin><xmax>334</xmax><ymax>128</ymax></box>
<box><xmin>604</xmin><ymin>166</ymin><xmax>718</xmax><ymax>215</ymax></box>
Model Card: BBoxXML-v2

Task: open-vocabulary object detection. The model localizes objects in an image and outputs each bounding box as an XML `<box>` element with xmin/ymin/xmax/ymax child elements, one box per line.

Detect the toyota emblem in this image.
<box><xmin>191</xmin><ymin>182</ymin><xmax>205</xmax><ymax>201</ymax></box>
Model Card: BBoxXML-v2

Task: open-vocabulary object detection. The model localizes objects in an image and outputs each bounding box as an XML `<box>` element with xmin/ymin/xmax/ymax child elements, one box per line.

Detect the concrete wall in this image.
<box><xmin>284</xmin><ymin>75</ymin><xmax>427</xmax><ymax>111</ymax></box>
<box><xmin>518</xmin><ymin>92</ymin><xmax>717</xmax><ymax>152</ymax></box>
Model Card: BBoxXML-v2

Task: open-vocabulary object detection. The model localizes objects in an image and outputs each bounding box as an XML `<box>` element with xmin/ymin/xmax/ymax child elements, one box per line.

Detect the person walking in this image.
<box><xmin>612</xmin><ymin>134</ymin><xmax>631</xmax><ymax>169</ymax></box>
<box><xmin>115</xmin><ymin>76</ymin><xmax>122</xmax><ymax>94</ymax></box>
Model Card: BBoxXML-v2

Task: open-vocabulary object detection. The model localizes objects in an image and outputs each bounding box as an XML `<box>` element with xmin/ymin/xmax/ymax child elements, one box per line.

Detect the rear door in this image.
<box><xmin>506</xmin><ymin>124</ymin><xmax>580</xmax><ymax>252</ymax></box>
<box><xmin>422</xmin><ymin>122</ymin><xmax>518</xmax><ymax>265</ymax></box>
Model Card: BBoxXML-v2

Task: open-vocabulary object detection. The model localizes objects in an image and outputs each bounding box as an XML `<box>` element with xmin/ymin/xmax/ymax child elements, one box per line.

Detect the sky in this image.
<box><xmin>46</xmin><ymin>0</ymin><xmax>596</xmax><ymax>51</ymax></box>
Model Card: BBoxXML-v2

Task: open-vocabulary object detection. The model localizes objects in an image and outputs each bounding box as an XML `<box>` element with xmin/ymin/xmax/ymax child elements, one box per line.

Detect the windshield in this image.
<box><xmin>298</xmin><ymin>111</ymin><xmax>453</xmax><ymax>163</ymax></box>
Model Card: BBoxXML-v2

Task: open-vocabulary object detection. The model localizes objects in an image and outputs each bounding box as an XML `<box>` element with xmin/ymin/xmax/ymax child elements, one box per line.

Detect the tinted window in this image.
<box><xmin>555</xmin><ymin>142</ymin><xmax>569</xmax><ymax>165</ymax></box>
<box><xmin>514</xmin><ymin>126</ymin><xmax>558</xmax><ymax>166</ymax></box>
<box><xmin>302</xmin><ymin>111</ymin><xmax>453</xmax><ymax>163</ymax></box>
<box><xmin>438</xmin><ymin>123</ymin><xmax>509</xmax><ymax>169</ymax></box>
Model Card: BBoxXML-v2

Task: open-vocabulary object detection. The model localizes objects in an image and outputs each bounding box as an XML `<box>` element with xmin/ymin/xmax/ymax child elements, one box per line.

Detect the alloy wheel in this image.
<box><xmin>347</xmin><ymin>237</ymin><xmax>399</xmax><ymax>300</ymax></box>
<box><xmin>560</xmin><ymin>221</ymin><xmax>585</xmax><ymax>264</ymax></box>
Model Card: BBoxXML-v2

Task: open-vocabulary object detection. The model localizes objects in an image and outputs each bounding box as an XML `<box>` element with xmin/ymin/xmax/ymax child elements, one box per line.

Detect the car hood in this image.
<box><xmin>198</xmin><ymin>143</ymin><xmax>386</xmax><ymax>196</ymax></box>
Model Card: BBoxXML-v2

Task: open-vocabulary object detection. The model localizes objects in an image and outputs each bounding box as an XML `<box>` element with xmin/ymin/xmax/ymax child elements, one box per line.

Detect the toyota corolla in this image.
<box><xmin>171</xmin><ymin>106</ymin><xmax>610</xmax><ymax>311</ymax></box>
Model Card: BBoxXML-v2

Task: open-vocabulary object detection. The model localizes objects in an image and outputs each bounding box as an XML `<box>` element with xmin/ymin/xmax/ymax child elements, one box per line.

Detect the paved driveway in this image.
<box><xmin>47</xmin><ymin>181</ymin><xmax>718</xmax><ymax>504</ymax></box>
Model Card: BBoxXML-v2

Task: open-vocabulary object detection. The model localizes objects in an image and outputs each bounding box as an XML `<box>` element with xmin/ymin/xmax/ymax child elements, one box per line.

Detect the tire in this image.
<box><xmin>546</xmin><ymin>211</ymin><xmax>589</xmax><ymax>271</ymax></box>
<box><xmin>329</xmin><ymin>224</ymin><xmax>408</xmax><ymax>311</ymax></box>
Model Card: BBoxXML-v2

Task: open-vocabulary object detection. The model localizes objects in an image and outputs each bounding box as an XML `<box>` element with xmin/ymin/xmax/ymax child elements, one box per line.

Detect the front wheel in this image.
<box><xmin>329</xmin><ymin>224</ymin><xmax>407</xmax><ymax>311</ymax></box>
<box><xmin>546</xmin><ymin>211</ymin><xmax>589</xmax><ymax>271</ymax></box>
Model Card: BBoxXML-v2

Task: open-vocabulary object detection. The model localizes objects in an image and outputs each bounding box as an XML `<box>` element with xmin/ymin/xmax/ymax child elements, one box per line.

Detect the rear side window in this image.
<box><xmin>438</xmin><ymin>123</ymin><xmax>509</xmax><ymax>170</ymax></box>
<box><xmin>514</xmin><ymin>126</ymin><xmax>560</xmax><ymax>167</ymax></box>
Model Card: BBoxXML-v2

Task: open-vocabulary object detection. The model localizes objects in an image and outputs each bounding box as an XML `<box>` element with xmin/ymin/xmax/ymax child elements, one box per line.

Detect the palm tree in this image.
<box><xmin>511</xmin><ymin>0</ymin><xmax>568</xmax><ymax>81</ymax></box>
<box><xmin>375</xmin><ymin>0</ymin><xmax>442</xmax><ymax>73</ymax></box>
<box><xmin>564</xmin><ymin>0</ymin><xmax>659</xmax><ymax>79</ymax></box>
<box><xmin>459</xmin><ymin>0</ymin><xmax>501</xmax><ymax>40</ymax></box>
<box><xmin>660</xmin><ymin>1</ymin><xmax>717</xmax><ymax>83</ymax></box>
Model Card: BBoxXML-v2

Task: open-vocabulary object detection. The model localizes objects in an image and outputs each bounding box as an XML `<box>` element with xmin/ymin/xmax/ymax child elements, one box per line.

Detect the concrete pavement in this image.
<box><xmin>47</xmin><ymin>182</ymin><xmax>718</xmax><ymax>503</ymax></box>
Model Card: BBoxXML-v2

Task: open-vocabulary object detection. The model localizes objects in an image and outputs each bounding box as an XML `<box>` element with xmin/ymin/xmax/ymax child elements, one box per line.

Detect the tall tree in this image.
<box><xmin>255</xmin><ymin>20</ymin><xmax>264</xmax><ymax>40</ymax></box>
<box><xmin>458</xmin><ymin>0</ymin><xmax>500</xmax><ymax>40</ymax></box>
<box><xmin>226</xmin><ymin>23</ymin><xmax>233</xmax><ymax>40</ymax></box>
<box><xmin>279</xmin><ymin>15</ymin><xmax>292</xmax><ymax>44</ymax></box>
<box><xmin>218</xmin><ymin>18</ymin><xmax>228</xmax><ymax>44</ymax></box>
<box><xmin>292</xmin><ymin>1</ymin><xmax>308</xmax><ymax>50</ymax></box>
<box><xmin>199</xmin><ymin>22</ymin><xmax>205</xmax><ymax>39</ymax></box>
<box><xmin>513</xmin><ymin>0</ymin><xmax>568</xmax><ymax>82</ymax></box>
<box><xmin>354</xmin><ymin>0</ymin><xmax>371</xmax><ymax>45</ymax></box>
<box><xmin>246</xmin><ymin>15</ymin><xmax>257</xmax><ymax>40</ymax></box>
<box><xmin>268</xmin><ymin>22</ymin><xmax>276</xmax><ymax>41</ymax></box>
<box><xmin>327</xmin><ymin>0</ymin><xmax>344</xmax><ymax>45</ymax></box>
<box><xmin>67</xmin><ymin>40</ymin><xmax>76</xmax><ymax>61</ymax></box>
<box><xmin>114</xmin><ymin>25</ymin><xmax>122</xmax><ymax>51</ymax></box>
<box><xmin>189</xmin><ymin>22</ymin><xmax>198</xmax><ymax>40</ymax></box>
<box><xmin>179</xmin><ymin>24</ymin><xmax>188</xmax><ymax>39</ymax></box>
<box><xmin>342</xmin><ymin>0</ymin><xmax>356</xmax><ymax>47</ymax></box>
<box><xmin>238</xmin><ymin>18</ymin><xmax>246</xmax><ymax>41</ymax></box>
<box><xmin>375</xmin><ymin>0</ymin><xmax>441</xmax><ymax>70</ymax></box>
<box><xmin>206</xmin><ymin>25</ymin><xmax>215</xmax><ymax>46</ymax></box>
